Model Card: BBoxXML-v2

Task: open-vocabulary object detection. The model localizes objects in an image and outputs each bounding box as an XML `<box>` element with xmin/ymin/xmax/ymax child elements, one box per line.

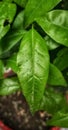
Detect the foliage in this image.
<box><xmin>0</xmin><ymin>0</ymin><xmax>68</xmax><ymax>127</ymax></box>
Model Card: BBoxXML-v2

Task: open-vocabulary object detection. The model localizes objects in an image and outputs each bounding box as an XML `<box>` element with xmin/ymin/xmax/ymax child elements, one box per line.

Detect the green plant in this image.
<box><xmin>0</xmin><ymin>0</ymin><xmax>68</xmax><ymax>127</ymax></box>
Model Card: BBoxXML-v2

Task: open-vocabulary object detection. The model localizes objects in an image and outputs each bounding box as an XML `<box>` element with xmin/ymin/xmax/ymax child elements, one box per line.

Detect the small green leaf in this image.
<box><xmin>44</xmin><ymin>35</ymin><xmax>60</xmax><ymax>50</ymax></box>
<box><xmin>47</xmin><ymin>111</ymin><xmax>68</xmax><ymax>127</ymax></box>
<box><xmin>0</xmin><ymin>2</ymin><xmax>16</xmax><ymax>39</ymax></box>
<box><xmin>0</xmin><ymin>25</ymin><xmax>10</xmax><ymax>40</ymax></box>
<box><xmin>36</xmin><ymin>10</ymin><xmax>68</xmax><ymax>47</ymax></box>
<box><xmin>0</xmin><ymin>2</ymin><xmax>16</xmax><ymax>23</ymax></box>
<box><xmin>24</xmin><ymin>0</ymin><xmax>61</xmax><ymax>27</ymax></box>
<box><xmin>0</xmin><ymin>60</ymin><xmax>4</xmax><ymax>79</ymax></box>
<box><xmin>6</xmin><ymin>53</ymin><xmax>18</xmax><ymax>73</ymax></box>
<box><xmin>0</xmin><ymin>77</ymin><xmax>20</xmax><ymax>95</ymax></box>
<box><xmin>13</xmin><ymin>0</ymin><xmax>27</xmax><ymax>7</ymax></box>
<box><xmin>3</xmin><ymin>0</ymin><xmax>13</xmax><ymax>3</ymax></box>
<box><xmin>40</xmin><ymin>88</ymin><xmax>67</xmax><ymax>115</ymax></box>
<box><xmin>13</xmin><ymin>11</ymin><xmax>24</xmax><ymax>29</ymax></box>
<box><xmin>47</xmin><ymin>63</ymin><xmax>67</xmax><ymax>86</ymax></box>
<box><xmin>54</xmin><ymin>48</ymin><xmax>68</xmax><ymax>71</ymax></box>
<box><xmin>17</xmin><ymin>27</ymin><xmax>49</xmax><ymax>113</ymax></box>
<box><xmin>0</xmin><ymin>30</ymin><xmax>25</xmax><ymax>58</ymax></box>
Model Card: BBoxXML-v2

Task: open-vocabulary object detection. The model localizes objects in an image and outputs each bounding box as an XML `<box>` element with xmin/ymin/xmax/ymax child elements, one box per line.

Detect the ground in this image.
<box><xmin>0</xmin><ymin>92</ymin><xmax>51</xmax><ymax>130</ymax></box>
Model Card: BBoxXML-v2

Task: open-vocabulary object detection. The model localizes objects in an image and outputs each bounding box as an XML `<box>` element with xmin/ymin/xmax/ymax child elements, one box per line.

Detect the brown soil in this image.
<box><xmin>0</xmin><ymin>92</ymin><xmax>51</xmax><ymax>130</ymax></box>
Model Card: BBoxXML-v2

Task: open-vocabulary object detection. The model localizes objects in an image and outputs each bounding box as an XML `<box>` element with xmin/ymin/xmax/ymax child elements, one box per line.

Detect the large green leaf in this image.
<box><xmin>0</xmin><ymin>77</ymin><xmax>20</xmax><ymax>95</ymax></box>
<box><xmin>40</xmin><ymin>88</ymin><xmax>67</xmax><ymax>115</ymax></box>
<box><xmin>0</xmin><ymin>30</ymin><xmax>25</xmax><ymax>58</ymax></box>
<box><xmin>47</xmin><ymin>111</ymin><xmax>68</xmax><ymax>127</ymax></box>
<box><xmin>54</xmin><ymin>48</ymin><xmax>68</xmax><ymax>71</ymax></box>
<box><xmin>36</xmin><ymin>10</ymin><xmax>68</xmax><ymax>47</ymax></box>
<box><xmin>47</xmin><ymin>63</ymin><xmax>67</xmax><ymax>86</ymax></box>
<box><xmin>17</xmin><ymin>28</ymin><xmax>49</xmax><ymax>113</ymax></box>
<box><xmin>0</xmin><ymin>2</ymin><xmax>16</xmax><ymax>39</ymax></box>
<box><xmin>24</xmin><ymin>0</ymin><xmax>61</xmax><ymax>27</ymax></box>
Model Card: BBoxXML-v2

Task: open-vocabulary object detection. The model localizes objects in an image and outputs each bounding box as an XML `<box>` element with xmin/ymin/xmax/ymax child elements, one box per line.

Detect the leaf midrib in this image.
<box><xmin>31</xmin><ymin>28</ymin><xmax>35</xmax><ymax>104</ymax></box>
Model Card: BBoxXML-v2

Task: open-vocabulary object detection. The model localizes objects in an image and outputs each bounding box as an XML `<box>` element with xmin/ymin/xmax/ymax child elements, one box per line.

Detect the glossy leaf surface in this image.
<box><xmin>17</xmin><ymin>28</ymin><xmax>49</xmax><ymax>113</ymax></box>
<box><xmin>36</xmin><ymin>10</ymin><xmax>68</xmax><ymax>47</ymax></box>
<box><xmin>24</xmin><ymin>0</ymin><xmax>61</xmax><ymax>27</ymax></box>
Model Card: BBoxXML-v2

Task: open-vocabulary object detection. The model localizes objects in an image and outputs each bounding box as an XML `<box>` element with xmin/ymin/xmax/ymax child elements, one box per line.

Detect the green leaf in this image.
<box><xmin>13</xmin><ymin>0</ymin><xmax>27</xmax><ymax>7</ymax></box>
<box><xmin>47</xmin><ymin>111</ymin><xmax>68</xmax><ymax>127</ymax></box>
<box><xmin>0</xmin><ymin>2</ymin><xmax>16</xmax><ymax>23</ymax></box>
<box><xmin>0</xmin><ymin>78</ymin><xmax>20</xmax><ymax>95</ymax></box>
<box><xmin>24</xmin><ymin>0</ymin><xmax>61</xmax><ymax>27</ymax></box>
<box><xmin>0</xmin><ymin>30</ymin><xmax>25</xmax><ymax>58</ymax></box>
<box><xmin>6</xmin><ymin>53</ymin><xmax>18</xmax><ymax>73</ymax></box>
<box><xmin>0</xmin><ymin>60</ymin><xmax>4</xmax><ymax>79</ymax></box>
<box><xmin>40</xmin><ymin>88</ymin><xmax>67</xmax><ymax>115</ymax></box>
<box><xmin>17</xmin><ymin>28</ymin><xmax>49</xmax><ymax>113</ymax></box>
<box><xmin>54</xmin><ymin>48</ymin><xmax>68</xmax><ymax>71</ymax></box>
<box><xmin>3</xmin><ymin>0</ymin><xmax>13</xmax><ymax>3</ymax></box>
<box><xmin>13</xmin><ymin>11</ymin><xmax>24</xmax><ymax>29</ymax></box>
<box><xmin>0</xmin><ymin>2</ymin><xmax>16</xmax><ymax>39</ymax></box>
<box><xmin>36</xmin><ymin>10</ymin><xmax>68</xmax><ymax>47</ymax></box>
<box><xmin>0</xmin><ymin>24</ymin><xmax>10</xmax><ymax>40</ymax></box>
<box><xmin>47</xmin><ymin>63</ymin><xmax>67</xmax><ymax>86</ymax></box>
<box><xmin>44</xmin><ymin>35</ymin><xmax>60</xmax><ymax>50</ymax></box>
